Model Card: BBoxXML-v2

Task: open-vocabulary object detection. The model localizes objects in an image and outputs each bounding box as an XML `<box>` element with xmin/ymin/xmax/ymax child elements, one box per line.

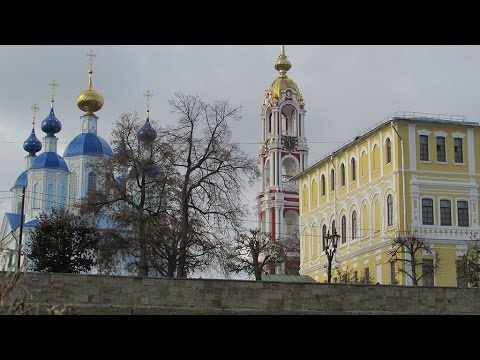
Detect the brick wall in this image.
<box><xmin>16</xmin><ymin>272</ymin><xmax>480</xmax><ymax>314</ymax></box>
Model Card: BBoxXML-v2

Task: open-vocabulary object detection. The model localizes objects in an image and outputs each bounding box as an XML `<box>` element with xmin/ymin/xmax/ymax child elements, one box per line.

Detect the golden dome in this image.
<box><xmin>76</xmin><ymin>70</ymin><xmax>104</xmax><ymax>114</ymax></box>
<box><xmin>270</xmin><ymin>76</ymin><xmax>303</xmax><ymax>102</ymax></box>
<box><xmin>269</xmin><ymin>46</ymin><xmax>303</xmax><ymax>102</ymax></box>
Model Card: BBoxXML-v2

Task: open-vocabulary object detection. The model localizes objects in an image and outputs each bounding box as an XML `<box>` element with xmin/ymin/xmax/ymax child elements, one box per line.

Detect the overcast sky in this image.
<box><xmin>1</xmin><ymin>45</ymin><xmax>480</xmax><ymax>224</ymax></box>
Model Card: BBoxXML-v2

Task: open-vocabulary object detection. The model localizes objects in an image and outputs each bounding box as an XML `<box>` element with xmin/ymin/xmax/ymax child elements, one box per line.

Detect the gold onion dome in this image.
<box><xmin>76</xmin><ymin>70</ymin><xmax>104</xmax><ymax>114</ymax></box>
<box><xmin>270</xmin><ymin>45</ymin><xmax>303</xmax><ymax>102</ymax></box>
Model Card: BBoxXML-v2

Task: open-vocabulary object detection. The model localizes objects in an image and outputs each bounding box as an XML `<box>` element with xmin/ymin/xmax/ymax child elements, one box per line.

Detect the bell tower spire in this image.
<box><xmin>255</xmin><ymin>45</ymin><xmax>309</xmax><ymax>275</ymax></box>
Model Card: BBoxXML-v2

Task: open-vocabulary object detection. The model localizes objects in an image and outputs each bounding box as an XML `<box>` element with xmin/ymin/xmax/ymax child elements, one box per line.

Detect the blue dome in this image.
<box><xmin>23</xmin><ymin>129</ymin><xmax>42</xmax><ymax>155</ymax></box>
<box><xmin>137</xmin><ymin>118</ymin><xmax>157</xmax><ymax>144</ymax></box>
<box><xmin>41</xmin><ymin>108</ymin><xmax>62</xmax><ymax>136</ymax></box>
<box><xmin>64</xmin><ymin>133</ymin><xmax>113</xmax><ymax>158</ymax></box>
<box><xmin>12</xmin><ymin>171</ymin><xmax>28</xmax><ymax>188</ymax></box>
<box><xmin>145</xmin><ymin>163</ymin><xmax>165</xmax><ymax>179</ymax></box>
<box><xmin>31</xmin><ymin>152</ymin><xmax>69</xmax><ymax>171</ymax></box>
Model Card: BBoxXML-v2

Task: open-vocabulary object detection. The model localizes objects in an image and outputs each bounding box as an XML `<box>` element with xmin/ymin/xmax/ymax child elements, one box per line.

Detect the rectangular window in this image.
<box><xmin>436</xmin><ymin>137</ymin><xmax>446</xmax><ymax>162</ymax></box>
<box><xmin>420</xmin><ymin>135</ymin><xmax>429</xmax><ymax>161</ymax></box>
<box><xmin>422</xmin><ymin>259</ymin><xmax>434</xmax><ymax>287</ymax></box>
<box><xmin>456</xmin><ymin>259</ymin><xmax>467</xmax><ymax>288</ymax></box>
<box><xmin>454</xmin><ymin>138</ymin><xmax>463</xmax><ymax>163</ymax></box>
<box><xmin>422</xmin><ymin>199</ymin><xmax>434</xmax><ymax>225</ymax></box>
<box><xmin>440</xmin><ymin>199</ymin><xmax>452</xmax><ymax>226</ymax></box>
<box><xmin>458</xmin><ymin>201</ymin><xmax>469</xmax><ymax>227</ymax></box>
<box><xmin>353</xmin><ymin>271</ymin><xmax>358</xmax><ymax>284</ymax></box>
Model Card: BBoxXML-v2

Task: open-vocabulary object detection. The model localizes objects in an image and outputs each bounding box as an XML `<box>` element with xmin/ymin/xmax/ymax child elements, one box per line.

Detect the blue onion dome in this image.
<box><xmin>64</xmin><ymin>133</ymin><xmax>113</xmax><ymax>158</ymax></box>
<box><xmin>23</xmin><ymin>129</ymin><xmax>42</xmax><ymax>156</ymax></box>
<box><xmin>137</xmin><ymin>118</ymin><xmax>157</xmax><ymax>144</ymax></box>
<box><xmin>41</xmin><ymin>107</ymin><xmax>62</xmax><ymax>136</ymax></box>
<box><xmin>145</xmin><ymin>163</ymin><xmax>165</xmax><ymax>179</ymax></box>
<box><xmin>31</xmin><ymin>152</ymin><xmax>69</xmax><ymax>171</ymax></box>
<box><xmin>12</xmin><ymin>171</ymin><xmax>28</xmax><ymax>188</ymax></box>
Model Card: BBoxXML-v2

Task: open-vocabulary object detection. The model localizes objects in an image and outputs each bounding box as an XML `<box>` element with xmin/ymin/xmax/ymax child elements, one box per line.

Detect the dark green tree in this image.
<box><xmin>225</xmin><ymin>229</ymin><xmax>286</xmax><ymax>281</ymax></box>
<box><xmin>27</xmin><ymin>208</ymin><xmax>99</xmax><ymax>273</ymax></box>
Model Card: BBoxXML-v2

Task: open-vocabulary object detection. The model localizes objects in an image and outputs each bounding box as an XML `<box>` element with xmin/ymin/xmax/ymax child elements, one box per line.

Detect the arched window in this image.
<box><xmin>341</xmin><ymin>215</ymin><xmax>346</xmax><ymax>244</ymax></box>
<box><xmin>321</xmin><ymin>174</ymin><xmax>326</xmax><ymax>196</ymax></box>
<box><xmin>322</xmin><ymin>224</ymin><xmax>327</xmax><ymax>251</ymax></box>
<box><xmin>385</xmin><ymin>138</ymin><xmax>391</xmax><ymax>164</ymax></box>
<box><xmin>311</xmin><ymin>179</ymin><xmax>318</xmax><ymax>206</ymax></box>
<box><xmin>360</xmin><ymin>151</ymin><xmax>367</xmax><ymax>177</ymax></box>
<box><xmin>302</xmin><ymin>184</ymin><xmax>309</xmax><ymax>209</ymax></box>
<box><xmin>387</xmin><ymin>194</ymin><xmax>393</xmax><ymax>226</ymax></box>
<box><xmin>88</xmin><ymin>172</ymin><xmax>97</xmax><ymax>193</ymax></box>
<box><xmin>33</xmin><ymin>183</ymin><xmax>40</xmax><ymax>209</ymax></box>
<box><xmin>340</xmin><ymin>163</ymin><xmax>345</xmax><ymax>187</ymax></box>
<box><xmin>352</xmin><ymin>211</ymin><xmax>357</xmax><ymax>240</ymax></box>
<box><xmin>372</xmin><ymin>145</ymin><xmax>379</xmax><ymax>171</ymax></box>
<box><xmin>60</xmin><ymin>185</ymin><xmax>66</xmax><ymax>208</ymax></box>
<box><xmin>47</xmin><ymin>183</ymin><xmax>54</xmax><ymax>211</ymax></box>
<box><xmin>351</xmin><ymin>158</ymin><xmax>356</xmax><ymax>181</ymax></box>
<box><xmin>331</xmin><ymin>169</ymin><xmax>335</xmax><ymax>191</ymax></box>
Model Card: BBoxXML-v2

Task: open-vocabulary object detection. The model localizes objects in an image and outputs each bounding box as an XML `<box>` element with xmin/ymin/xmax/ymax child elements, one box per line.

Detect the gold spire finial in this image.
<box><xmin>48</xmin><ymin>80</ymin><xmax>58</xmax><ymax>107</ymax></box>
<box><xmin>76</xmin><ymin>50</ymin><xmax>104</xmax><ymax>114</ymax></box>
<box><xmin>31</xmin><ymin>102</ymin><xmax>39</xmax><ymax>128</ymax></box>
<box><xmin>144</xmin><ymin>90</ymin><xmax>153</xmax><ymax>117</ymax></box>
<box><xmin>274</xmin><ymin>45</ymin><xmax>292</xmax><ymax>77</ymax></box>
<box><xmin>86</xmin><ymin>50</ymin><xmax>96</xmax><ymax>90</ymax></box>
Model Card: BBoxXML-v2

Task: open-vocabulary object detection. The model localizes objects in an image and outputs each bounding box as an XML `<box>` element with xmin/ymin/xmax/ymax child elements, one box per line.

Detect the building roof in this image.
<box><xmin>5</xmin><ymin>213</ymin><xmax>24</xmax><ymax>231</ymax></box>
<box><xmin>31</xmin><ymin>152</ymin><xmax>69</xmax><ymax>171</ymax></box>
<box><xmin>261</xmin><ymin>274</ymin><xmax>317</xmax><ymax>283</ymax></box>
<box><xmin>64</xmin><ymin>133</ymin><xmax>113</xmax><ymax>157</ymax></box>
<box><xmin>291</xmin><ymin>111</ymin><xmax>479</xmax><ymax>181</ymax></box>
<box><xmin>12</xmin><ymin>171</ymin><xmax>27</xmax><ymax>188</ymax></box>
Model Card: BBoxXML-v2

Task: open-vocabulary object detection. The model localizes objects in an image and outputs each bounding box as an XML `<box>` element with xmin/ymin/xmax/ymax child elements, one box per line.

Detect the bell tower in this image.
<box><xmin>255</xmin><ymin>46</ymin><xmax>308</xmax><ymax>275</ymax></box>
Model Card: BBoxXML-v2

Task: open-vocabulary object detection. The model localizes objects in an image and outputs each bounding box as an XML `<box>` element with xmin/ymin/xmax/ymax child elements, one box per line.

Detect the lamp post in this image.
<box><xmin>323</xmin><ymin>229</ymin><xmax>340</xmax><ymax>283</ymax></box>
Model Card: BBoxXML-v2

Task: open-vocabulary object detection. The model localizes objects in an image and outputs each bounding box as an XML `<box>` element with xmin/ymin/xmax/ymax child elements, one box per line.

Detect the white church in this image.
<box><xmin>0</xmin><ymin>55</ymin><xmax>114</xmax><ymax>270</ymax></box>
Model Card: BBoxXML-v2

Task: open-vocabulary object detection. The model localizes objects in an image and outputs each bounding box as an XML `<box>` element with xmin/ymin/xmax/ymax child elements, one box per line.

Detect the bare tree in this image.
<box><xmin>225</xmin><ymin>229</ymin><xmax>286</xmax><ymax>281</ymax></box>
<box><xmin>163</xmin><ymin>93</ymin><xmax>259</xmax><ymax>278</ymax></box>
<box><xmin>83</xmin><ymin>94</ymin><xmax>258</xmax><ymax>278</ymax></box>
<box><xmin>81</xmin><ymin>112</ymin><xmax>168</xmax><ymax>276</ymax></box>
<box><xmin>387</xmin><ymin>231</ymin><xmax>439</xmax><ymax>286</ymax></box>
<box><xmin>459</xmin><ymin>237</ymin><xmax>480</xmax><ymax>287</ymax></box>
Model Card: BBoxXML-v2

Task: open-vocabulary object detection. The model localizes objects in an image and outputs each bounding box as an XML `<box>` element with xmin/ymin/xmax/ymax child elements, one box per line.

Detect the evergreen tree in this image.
<box><xmin>27</xmin><ymin>208</ymin><xmax>99</xmax><ymax>273</ymax></box>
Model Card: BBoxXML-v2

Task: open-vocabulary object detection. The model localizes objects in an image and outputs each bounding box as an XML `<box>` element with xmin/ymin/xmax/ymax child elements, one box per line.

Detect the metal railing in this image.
<box><xmin>389</xmin><ymin>111</ymin><xmax>467</xmax><ymax>123</ymax></box>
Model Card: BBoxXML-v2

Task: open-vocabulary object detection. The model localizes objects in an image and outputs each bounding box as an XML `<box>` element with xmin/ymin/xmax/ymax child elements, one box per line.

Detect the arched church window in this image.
<box><xmin>33</xmin><ymin>183</ymin><xmax>40</xmax><ymax>209</ymax></box>
<box><xmin>88</xmin><ymin>172</ymin><xmax>97</xmax><ymax>193</ymax></box>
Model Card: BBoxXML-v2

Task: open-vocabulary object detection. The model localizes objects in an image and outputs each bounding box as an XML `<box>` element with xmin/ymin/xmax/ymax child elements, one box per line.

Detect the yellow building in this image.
<box><xmin>293</xmin><ymin>112</ymin><xmax>479</xmax><ymax>286</ymax></box>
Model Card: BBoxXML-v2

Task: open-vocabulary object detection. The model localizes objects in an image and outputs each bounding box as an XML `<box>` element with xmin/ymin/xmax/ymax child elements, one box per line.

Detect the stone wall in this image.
<box><xmin>17</xmin><ymin>272</ymin><xmax>480</xmax><ymax>314</ymax></box>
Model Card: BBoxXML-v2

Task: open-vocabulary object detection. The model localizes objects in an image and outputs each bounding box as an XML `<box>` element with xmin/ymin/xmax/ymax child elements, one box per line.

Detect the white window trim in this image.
<box><xmin>417</xmin><ymin>129</ymin><xmax>431</xmax><ymax>136</ymax></box>
<box><xmin>434</xmin><ymin>131</ymin><xmax>448</xmax><ymax>138</ymax></box>
<box><xmin>452</xmin><ymin>132</ymin><xmax>466</xmax><ymax>139</ymax></box>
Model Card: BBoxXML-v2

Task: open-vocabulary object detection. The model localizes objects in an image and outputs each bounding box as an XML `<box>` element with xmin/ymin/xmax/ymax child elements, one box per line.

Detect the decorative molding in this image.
<box><xmin>416</xmin><ymin>129</ymin><xmax>431</xmax><ymax>136</ymax></box>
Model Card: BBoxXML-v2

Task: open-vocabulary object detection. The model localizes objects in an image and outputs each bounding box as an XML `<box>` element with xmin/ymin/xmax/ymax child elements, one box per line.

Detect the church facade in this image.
<box><xmin>0</xmin><ymin>59</ymin><xmax>113</xmax><ymax>270</ymax></box>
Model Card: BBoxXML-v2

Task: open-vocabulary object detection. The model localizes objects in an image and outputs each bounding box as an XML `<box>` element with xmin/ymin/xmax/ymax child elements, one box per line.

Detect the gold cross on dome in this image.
<box><xmin>87</xmin><ymin>50</ymin><xmax>96</xmax><ymax>71</ymax></box>
<box><xmin>48</xmin><ymin>80</ymin><xmax>58</xmax><ymax>101</ymax></box>
<box><xmin>31</xmin><ymin>102</ymin><xmax>39</xmax><ymax>127</ymax></box>
<box><xmin>144</xmin><ymin>90</ymin><xmax>153</xmax><ymax>114</ymax></box>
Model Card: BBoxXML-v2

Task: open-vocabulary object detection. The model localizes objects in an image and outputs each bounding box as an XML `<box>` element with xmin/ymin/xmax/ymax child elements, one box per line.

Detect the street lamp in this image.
<box><xmin>323</xmin><ymin>229</ymin><xmax>340</xmax><ymax>283</ymax></box>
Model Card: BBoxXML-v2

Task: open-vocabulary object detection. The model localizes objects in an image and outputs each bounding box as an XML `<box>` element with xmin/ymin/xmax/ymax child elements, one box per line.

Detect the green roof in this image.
<box><xmin>261</xmin><ymin>274</ymin><xmax>317</xmax><ymax>283</ymax></box>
